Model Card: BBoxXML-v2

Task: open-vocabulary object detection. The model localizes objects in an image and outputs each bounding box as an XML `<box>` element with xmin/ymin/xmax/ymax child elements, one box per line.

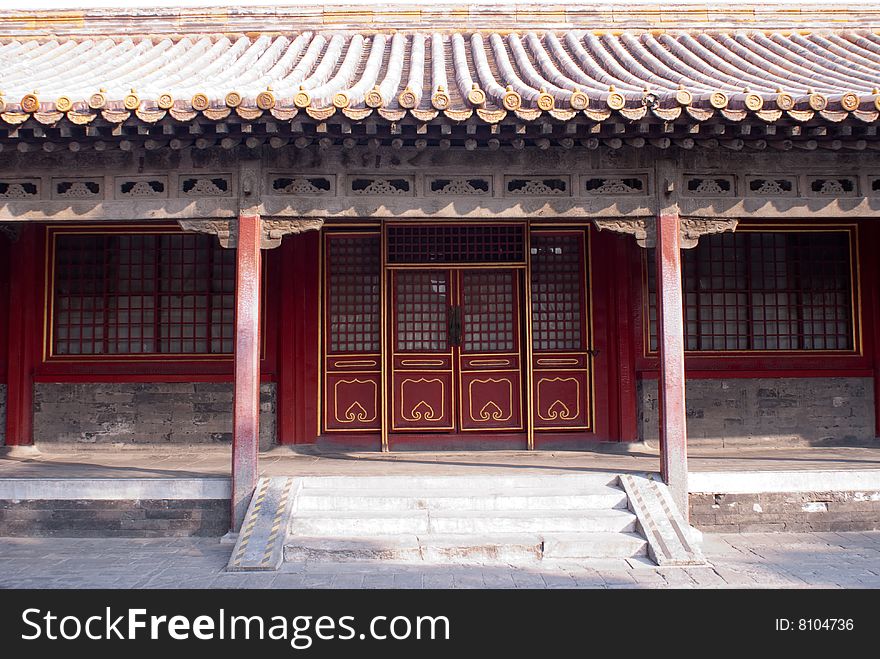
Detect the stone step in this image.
<box><xmin>298</xmin><ymin>473</ymin><xmax>620</xmax><ymax>491</ymax></box>
<box><xmin>290</xmin><ymin>508</ymin><xmax>637</xmax><ymax>535</ymax></box>
<box><xmin>294</xmin><ymin>486</ymin><xmax>628</xmax><ymax>512</ymax></box>
<box><xmin>542</xmin><ymin>532</ymin><xmax>647</xmax><ymax>559</ymax></box>
<box><xmin>283</xmin><ymin>532</ymin><xmax>647</xmax><ymax>563</ymax></box>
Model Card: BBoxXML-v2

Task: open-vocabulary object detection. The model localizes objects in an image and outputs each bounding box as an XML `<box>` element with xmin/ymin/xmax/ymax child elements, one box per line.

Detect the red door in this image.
<box><xmin>390</xmin><ymin>268</ymin><xmax>524</xmax><ymax>435</ymax></box>
<box><xmin>457</xmin><ymin>269</ymin><xmax>523</xmax><ymax>431</ymax></box>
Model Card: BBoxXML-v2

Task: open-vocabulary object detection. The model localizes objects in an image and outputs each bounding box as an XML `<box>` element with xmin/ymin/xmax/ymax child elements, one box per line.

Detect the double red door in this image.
<box><xmin>390</xmin><ymin>268</ymin><xmax>524</xmax><ymax>434</ymax></box>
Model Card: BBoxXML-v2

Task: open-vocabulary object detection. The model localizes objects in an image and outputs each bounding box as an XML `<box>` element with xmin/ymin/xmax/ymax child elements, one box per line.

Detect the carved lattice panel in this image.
<box><xmin>51</xmin><ymin>230</ymin><xmax>234</xmax><ymax>356</ymax></box>
<box><xmin>386</xmin><ymin>224</ymin><xmax>526</xmax><ymax>265</ymax></box>
<box><xmin>461</xmin><ymin>270</ymin><xmax>516</xmax><ymax>353</ymax></box>
<box><xmin>530</xmin><ymin>233</ymin><xmax>584</xmax><ymax>351</ymax></box>
<box><xmin>646</xmin><ymin>230</ymin><xmax>856</xmax><ymax>352</ymax></box>
<box><xmin>394</xmin><ymin>270</ymin><xmax>449</xmax><ymax>352</ymax></box>
<box><xmin>325</xmin><ymin>233</ymin><xmax>381</xmax><ymax>354</ymax></box>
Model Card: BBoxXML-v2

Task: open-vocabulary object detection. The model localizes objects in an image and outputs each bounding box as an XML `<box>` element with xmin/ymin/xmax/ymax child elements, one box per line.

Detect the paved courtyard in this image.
<box><xmin>3</xmin><ymin>445</ymin><xmax>879</xmax><ymax>479</ymax></box>
<box><xmin>1</xmin><ymin>531</ymin><xmax>879</xmax><ymax>589</ymax></box>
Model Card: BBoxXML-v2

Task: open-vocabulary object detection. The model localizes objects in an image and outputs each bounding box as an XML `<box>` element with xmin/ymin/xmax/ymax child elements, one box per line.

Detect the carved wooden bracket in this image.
<box><xmin>178</xmin><ymin>217</ymin><xmax>324</xmax><ymax>249</ymax></box>
<box><xmin>679</xmin><ymin>217</ymin><xmax>739</xmax><ymax>248</ymax></box>
<box><xmin>593</xmin><ymin>217</ymin><xmax>738</xmax><ymax>249</ymax></box>
<box><xmin>238</xmin><ymin>160</ymin><xmax>262</xmax><ymax>215</ymax></box>
<box><xmin>0</xmin><ymin>223</ymin><xmax>21</xmax><ymax>241</ymax></box>
<box><xmin>593</xmin><ymin>218</ymin><xmax>653</xmax><ymax>248</ymax></box>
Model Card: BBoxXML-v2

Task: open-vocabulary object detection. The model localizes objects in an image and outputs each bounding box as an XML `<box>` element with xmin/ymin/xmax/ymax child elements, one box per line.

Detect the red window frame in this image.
<box><xmin>635</xmin><ymin>222</ymin><xmax>872</xmax><ymax>377</ymax></box>
<box><xmin>36</xmin><ymin>225</ymin><xmax>277</xmax><ymax>381</ymax></box>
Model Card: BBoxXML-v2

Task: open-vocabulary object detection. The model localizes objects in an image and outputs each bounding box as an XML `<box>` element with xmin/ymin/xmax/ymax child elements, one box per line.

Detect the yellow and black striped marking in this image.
<box><xmin>229</xmin><ymin>478</ymin><xmax>272</xmax><ymax>570</ymax></box>
<box><xmin>261</xmin><ymin>478</ymin><xmax>295</xmax><ymax>566</ymax></box>
<box><xmin>227</xmin><ymin>477</ymin><xmax>298</xmax><ymax>572</ymax></box>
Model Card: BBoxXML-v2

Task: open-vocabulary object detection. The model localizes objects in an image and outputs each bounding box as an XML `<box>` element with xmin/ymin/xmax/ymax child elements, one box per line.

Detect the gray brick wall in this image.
<box><xmin>0</xmin><ymin>384</ymin><xmax>6</xmax><ymax>445</ymax></box>
<box><xmin>639</xmin><ymin>377</ymin><xmax>875</xmax><ymax>445</ymax></box>
<box><xmin>33</xmin><ymin>382</ymin><xmax>276</xmax><ymax>449</ymax></box>
<box><xmin>690</xmin><ymin>491</ymin><xmax>880</xmax><ymax>533</ymax></box>
<box><xmin>0</xmin><ymin>499</ymin><xmax>229</xmax><ymax>537</ymax></box>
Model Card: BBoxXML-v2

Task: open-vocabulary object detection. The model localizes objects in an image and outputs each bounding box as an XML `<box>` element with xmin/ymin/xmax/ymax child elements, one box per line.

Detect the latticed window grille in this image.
<box><xmin>395</xmin><ymin>270</ymin><xmax>448</xmax><ymax>352</ymax></box>
<box><xmin>52</xmin><ymin>232</ymin><xmax>235</xmax><ymax>356</ymax></box>
<box><xmin>462</xmin><ymin>270</ymin><xmax>515</xmax><ymax>352</ymax></box>
<box><xmin>646</xmin><ymin>231</ymin><xmax>855</xmax><ymax>352</ymax></box>
<box><xmin>530</xmin><ymin>233</ymin><xmax>584</xmax><ymax>351</ymax></box>
<box><xmin>326</xmin><ymin>233</ymin><xmax>381</xmax><ymax>354</ymax></box>
<box><xmin>386</xmin><ymin>224</ymin><xmax>525</xmax><ymax>264</ymax></box>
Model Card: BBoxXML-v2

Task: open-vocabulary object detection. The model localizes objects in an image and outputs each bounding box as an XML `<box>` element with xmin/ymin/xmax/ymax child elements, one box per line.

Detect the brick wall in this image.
<box><xmin>0</xmin><ymin>499</ymin><xmax>229</xmax><ymax>537</ymax></box>
<box><xmin>0</xmin><ymin>384</ymin><xmax>5</xmax><ymax>444</ymax></box>
<box><xmin>33</xmin><ymin>382</ymin><xmax>276</xmax><ymax>448</ymax></box>
<box><xmin>639</xmin><ymin>377</ymin><xmax>875</xmax><ymax>445</ymax></box>
<box><xmin>690</xmin><ymin>491</ymin><xmax>880</xmax><ymax>532</ymax></box>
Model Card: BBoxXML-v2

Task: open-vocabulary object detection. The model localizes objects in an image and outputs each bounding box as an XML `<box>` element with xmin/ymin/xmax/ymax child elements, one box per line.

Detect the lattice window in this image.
<box><xmin>395</xmin><ymin>270</ymin><xmax>448</xmax><ymax>352</ymax></box>
<box><xmin>326</xmin><ymin>233</ymin><xmax>381</xmax><ymax>354</ymax></box>
<box><xmin>530</xmin><ymin>233</ymin><xmax>584</xmax><ymax>351</ymax></box>
<box><xmin>52</xmin><ymin>232</ymin><xmax>235</xmax><ymax>356</ymax></box>
<box><xmin>386</xmin><ymin>225</ymin><xmax>526</xmax><ymax>265</ymax></box>
<box><xmin>462</xmin><ymin>271</ymin><xmax>515</xmax><ymax>353</ymax></box>
<box><xmin>646</xmin><ymin>231</ymin><xmax>855</xmax><ymax>352</ymax></box>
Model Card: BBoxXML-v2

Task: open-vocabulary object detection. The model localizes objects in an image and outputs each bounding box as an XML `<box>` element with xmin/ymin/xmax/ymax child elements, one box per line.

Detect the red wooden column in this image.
<box><xmin>654</xmin><ymin>212</ymin><xmax>689</xmax><ymax>518</ymax></box>
<box><xmin>231</xmin><ymin>214</ymin><xmax>262</xmax><ymax>531</ymax></box>
<box><xmin>5</xmin><ymin>226</ymin><xmax>38</xmax><ymax>447</ymax></box>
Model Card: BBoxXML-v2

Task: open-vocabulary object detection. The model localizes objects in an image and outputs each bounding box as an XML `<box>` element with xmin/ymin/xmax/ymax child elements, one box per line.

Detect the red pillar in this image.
<box><xmin>655</xmin><ymin>212</ymin><xmax>689</xmax><ymax>518</ymax></box>
<box><xmin>231</xmin><ymin>214</ymin><xmax>262</xmax><ymax>531</ymax></box>
<box><xmin>5</xmin><ymin>226</ymin><xmax>38</xmax><ymax>446</ymax></box>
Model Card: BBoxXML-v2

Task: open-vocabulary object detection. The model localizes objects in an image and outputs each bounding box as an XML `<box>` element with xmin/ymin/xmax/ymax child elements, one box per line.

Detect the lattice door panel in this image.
<box><xmin>394</xmin><ymin>270</ymin><xmax>450</xmax><ymax>353</ymax></box>
<box><xmin>530</xmin><ymin>231</ymin><xmax>591</xmax><ymax>430</ymax></box>
<box><xmin>323</xmin><ymin>232</ymin><xmax>382</xmax><ymax>432</ymax></box>
<box><xmin>458</xmin><ymin>269</ymin><xmax>523</xmax><ymax>431</ymax></box>
<box><xmin>391</xmin><ymin>269</ymin><xmax>454</xmax><ymax>431</ymax></box>
<box><xmin>461</xmin><ymin>270</ymin><xmax>516</xmax><ymax>353</ymax></box>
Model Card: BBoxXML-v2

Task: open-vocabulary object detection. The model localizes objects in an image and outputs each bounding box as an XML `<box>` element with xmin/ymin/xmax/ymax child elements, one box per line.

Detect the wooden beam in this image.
<box><xmin>231</xmin><ymin>214</ymin><xmax>262</xmax><ymax>531</ymax></box>
<box><xmin>655</xmin><ymin>211</ymin><xmax>689</xmax><ymax>518</ymax></box>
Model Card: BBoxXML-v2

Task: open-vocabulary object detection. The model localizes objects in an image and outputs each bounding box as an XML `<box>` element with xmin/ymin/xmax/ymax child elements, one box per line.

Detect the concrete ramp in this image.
<box><xmin>227</xmin><ymin>477</ymin><xmax>298</xmax><ymax>571</ymax></box>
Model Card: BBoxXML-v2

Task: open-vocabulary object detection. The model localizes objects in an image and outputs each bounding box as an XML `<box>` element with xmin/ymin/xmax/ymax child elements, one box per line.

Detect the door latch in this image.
<box><xmin>448</xmin><ymin>306</ymin><xmax>463</xmax><ymax>347</ymax></box>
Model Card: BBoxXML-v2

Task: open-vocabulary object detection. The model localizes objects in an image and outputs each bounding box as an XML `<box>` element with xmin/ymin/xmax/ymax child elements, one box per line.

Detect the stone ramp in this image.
<box><xmin>620</xmin><ymin>473</ymin><xmax>706</xmax><ymax>566</ymax></box>
<box><xmin>229</xmin><ymin>472</ymin><xmax>705</xmax><ymax>569</ymax></box>
<box><xmin>227</xmin><ymin>477</ymin><xmax>298</xmax><ymax>571</ymax></box>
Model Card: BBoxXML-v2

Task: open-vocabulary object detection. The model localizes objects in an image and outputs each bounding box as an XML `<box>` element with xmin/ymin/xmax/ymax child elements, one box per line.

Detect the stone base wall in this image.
<box><xmin>0</xmin><ymin>499</ymin><xmax>229</xmax><ymax>537</ymax></box>
<box><xmin>33</xmin><ymin>382</ymin><xmax>276</xmax><ymax>449</ymax></box>
<box><xmin>640</xmin><ymin>377</ymin><xmax>875</xmax><ymax>446</ymax></box>
<box><xmin>690</xmin><ymin>491</ymin><xmax>880</xmax><ymax>533</ymax></box>
<box><xmin>0</xmin><ymin>383</ymin><xmax>5</xmax><ymax>444</ymax></box>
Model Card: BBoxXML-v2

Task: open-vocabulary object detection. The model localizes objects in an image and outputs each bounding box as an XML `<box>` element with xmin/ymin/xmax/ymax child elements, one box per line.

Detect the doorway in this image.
<box><xmin>390</xmin><ymin>267</ymin><xmax>525</xmax><ymax>435</ymax></box>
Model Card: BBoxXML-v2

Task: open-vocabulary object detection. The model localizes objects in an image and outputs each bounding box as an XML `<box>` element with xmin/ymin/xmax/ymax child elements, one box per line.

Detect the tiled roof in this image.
<box><xmin>2</xmin><ymin>30</ymin><xmax>880</xmax><ymax>125</ymax></box>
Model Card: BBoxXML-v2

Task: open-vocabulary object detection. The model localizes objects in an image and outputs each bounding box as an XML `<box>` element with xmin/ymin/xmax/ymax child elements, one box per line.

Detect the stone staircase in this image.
<box><xmin>283</xmin><ymin>474</ymin><xmax>648</xmax><ymax>563</ymax></box>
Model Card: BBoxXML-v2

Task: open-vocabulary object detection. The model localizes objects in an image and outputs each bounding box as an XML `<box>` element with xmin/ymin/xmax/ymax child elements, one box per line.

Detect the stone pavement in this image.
<box><xmin>1</xmin><ymin>445</ymin><xmax>878</xmax><ymax>479</ymax></box>
<box><xmin>1</xmin><ymin>531</ymin><xmax>879</xmax><ymax>589</ymax></box>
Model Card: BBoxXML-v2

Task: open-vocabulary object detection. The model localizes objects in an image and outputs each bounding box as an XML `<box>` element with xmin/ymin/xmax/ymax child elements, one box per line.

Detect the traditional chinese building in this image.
<box><xmin>1</xmin><ymin>4</ymin><xmax>880</xmax><ymax>531</ymax></box>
